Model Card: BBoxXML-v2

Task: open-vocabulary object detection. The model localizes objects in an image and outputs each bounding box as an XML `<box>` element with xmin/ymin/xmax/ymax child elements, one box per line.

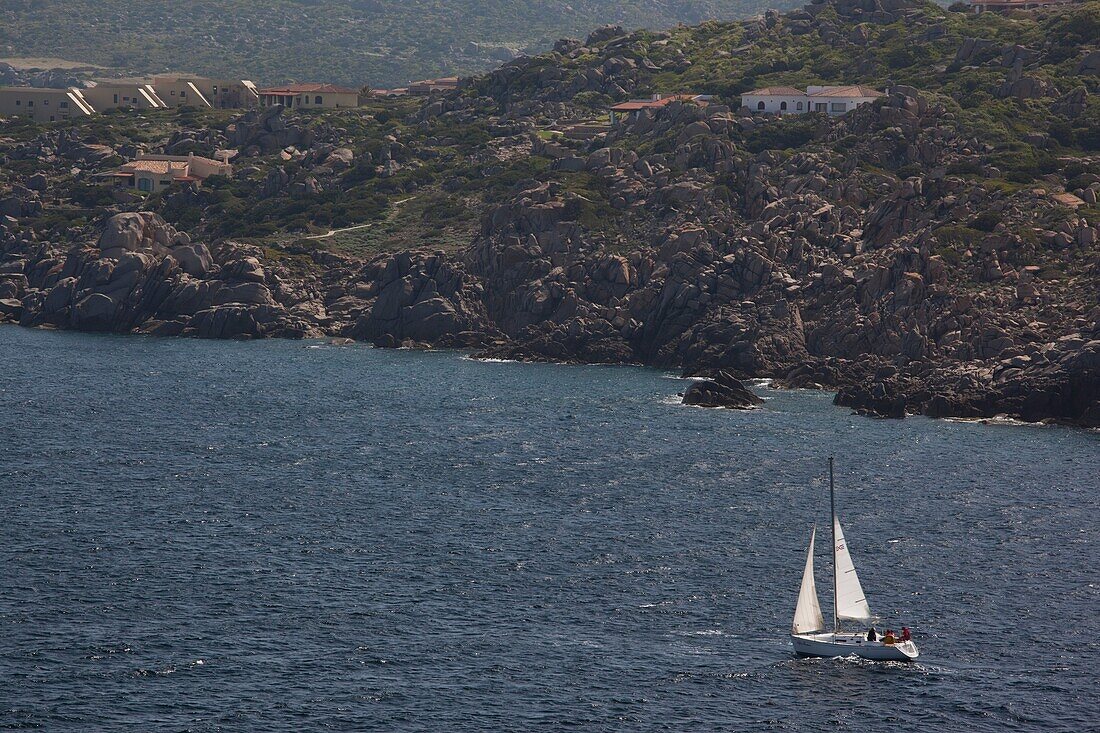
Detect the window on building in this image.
<box><xmin>138</xmin><ymin>179</ymin><xmax>152</xmax><ymax>192</ymax></box>
<box><xmin>27</xmin><ymin>100</ymin><xmax>33</xmax><ymax>107</ymax></box>
<box><xmin>315</xmin><ymin>96</ymin><xmax>323</xmax><ymax>105</ymax></box>
<box><xmin>113</xmin><ymin>94</ymin><xmax>119</xmax><ymax>103</ymax></box>
<box><xmin>43</xmin><ymin>99</ymin><xmax>48</xmax><ymax>105</ymax></box>
<box><xmin>757</xmin><ymin>101</ymin><xmax>765</xmax><ymax>111</ymax></box>
<box><xmin>14</xmin><ymin>100</ymin><xmax>20</xmax><ymax>106</ymax></box>
<box><xmin>181</xmin><ymin>90</ymin><xmax>186</xmax><ymax>98</ymax></box>
<box><xmin>780</xmin><ymin>101</ymin><xmax>787</xmax><ymax>111</ymax></box>
<box><xmin>60</xmin><ymin>101</ymin><xmax>69</xmax><ymax>109</ymax></box>
<box><xmin>49</xmin><ymin>116</ymin><xmax>55</xmax><ymax>122</ymax></box>
<box><xmin>831</xmin><ymin>102</ymin><xmax>846</xmax><ymax>113</ymax></box>
<box><xmin>797</xmin><ymin>101</ymin><xmax>803</xmax><ymax>110</ymax></box>
<box><xmin>815</xmin><ymin>103</ymin><xmax>827</xmax><ymax>112</ymax></box>
<box><xmin>171</xmin><ymin>90</ymin><xmax>176</xmax><ymax>96</ymax></box>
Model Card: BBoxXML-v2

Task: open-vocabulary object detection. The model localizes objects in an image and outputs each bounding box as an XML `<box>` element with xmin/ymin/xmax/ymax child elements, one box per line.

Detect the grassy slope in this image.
<box><xmin>0</xmin><ymin>0</ymin><xmax>800</xmax><ymax>87</ymax></box>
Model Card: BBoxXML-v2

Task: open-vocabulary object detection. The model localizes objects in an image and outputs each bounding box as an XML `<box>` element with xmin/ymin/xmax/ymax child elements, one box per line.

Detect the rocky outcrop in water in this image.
<box><xmin>0</xmin><ymin>212</ymin><xmax>318</xmax><ymax>338</ymax></box>
<box><xmin>682</xmin><ymin>371</ymin><xmax>764</xmax><ymax>409</ymax></box>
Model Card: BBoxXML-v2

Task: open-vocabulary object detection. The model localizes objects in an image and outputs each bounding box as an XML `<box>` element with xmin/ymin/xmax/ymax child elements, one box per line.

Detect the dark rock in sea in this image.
<box><xmin>682</xmin><ymin>371</ymin><xmax>763</xmax><ymax>409</ymax></box>
<box><xmin>834</xmin><ymin>381</ymin><xmax>908</xmax><ymax>419</ymax></box>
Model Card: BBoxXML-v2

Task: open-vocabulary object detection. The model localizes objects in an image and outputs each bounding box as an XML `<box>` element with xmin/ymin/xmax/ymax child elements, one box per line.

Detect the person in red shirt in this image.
<box><xmin>901</xmin><ymin>627</ymin><xmax>911</xmax><ymax>642</ymax></box>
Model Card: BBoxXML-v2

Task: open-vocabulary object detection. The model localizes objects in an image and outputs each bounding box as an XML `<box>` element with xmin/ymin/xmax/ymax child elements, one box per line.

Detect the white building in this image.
<box><xmin>740</xmin><ymin>85</ymin><xmax>885</xmax><ymax>116</ymax></box>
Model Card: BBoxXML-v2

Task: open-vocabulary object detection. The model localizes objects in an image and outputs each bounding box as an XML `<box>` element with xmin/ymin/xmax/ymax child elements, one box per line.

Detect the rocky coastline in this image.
<box><xmin>1</xmin><ymin>0</ymin><xmax>1098</xmax><ymax>428</ymax></box>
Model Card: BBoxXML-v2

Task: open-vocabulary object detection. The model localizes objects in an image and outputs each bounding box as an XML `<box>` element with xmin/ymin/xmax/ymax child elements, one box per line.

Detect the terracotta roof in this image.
<box><xmin>807</xmin><ymin>85</ymin><xmax>885</xmax><ymax>97</ymax></box>
<box><xmin>121</xmin><ymin>160</ymin><xmax>176</xmax><ymax>175</ymax></box>
<box><xmin>610</xmin><ymin>94</ymin><xmax>702</xmax><ymax>111</ymax></box>
<box><xmin>1052</xmin><ymin>192</ymin><xmax>1084</xmax><ymax>208</ymax></box>
<box><xmin>743</xmin><ymin>86</ymin><xmax>804</xmax><ymax>96</ymax></box>
<box><xmin>258</xmin><ymin>83</ymin><xmax>359</xmax><ymax>95</ymax></box>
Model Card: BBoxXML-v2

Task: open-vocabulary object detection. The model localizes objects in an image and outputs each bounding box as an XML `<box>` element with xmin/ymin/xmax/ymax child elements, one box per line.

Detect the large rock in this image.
<box><xmin>169</xmin><ymin>243</ymin><xmax>214</xmax><ymax>277</ymax></box>
<box><xmin>401</xmin><ymin>296</ymin><xmax>462</xmax><ymax>341</ymax></box>
<box><xmin>98</xmin><ymin>212</ymin><xmax>174</xmax><ymax>259</ymax></box>
<box><xmin>221</xmin><ymin>256</ymin><xmax>265</xmax><ymax>283</ymax></box>
<box><xmin>1076</xmin><ymin>50</ymin><xmax>1100</xmax><ymax>76</ymax></box>
<box><xmin>71</xmin><ymin>293</ymin><xmax>118</xmax><ymax>331</ymax></box>
<box><xmin>682</xmin><ymin>371</ymin><xmax>764</xmax><ymax>409</ymax></box>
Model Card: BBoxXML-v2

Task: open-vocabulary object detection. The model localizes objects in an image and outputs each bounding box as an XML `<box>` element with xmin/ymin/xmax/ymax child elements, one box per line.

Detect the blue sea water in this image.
<box><xmin>0</xmin><ymin>326</ymin><xmax>1097</xmax><ymax>732</ymax></box>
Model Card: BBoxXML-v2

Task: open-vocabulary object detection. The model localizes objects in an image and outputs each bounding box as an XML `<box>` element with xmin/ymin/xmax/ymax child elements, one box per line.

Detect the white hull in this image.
<box><xmin>791</xmin><ymin>632</ymin><xmax>919</xmax><ymax>662</ymax></box>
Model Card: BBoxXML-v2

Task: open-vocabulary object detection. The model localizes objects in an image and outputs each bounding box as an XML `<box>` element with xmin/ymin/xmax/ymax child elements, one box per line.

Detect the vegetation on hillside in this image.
<box><xmin>2</xmin><ymin>0</ymin><xmax>1098</xmax><ymax>254</ymax></box>
<box><xmin>0</xmin><ymin>0</ymin><xmax>800</xmax><ymax>87</ymax></box>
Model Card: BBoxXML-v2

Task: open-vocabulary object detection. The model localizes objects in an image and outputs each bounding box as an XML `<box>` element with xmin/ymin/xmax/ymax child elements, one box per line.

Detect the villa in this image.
<box><xmin>609</xmin><ymin>94</ymin><xmax>711</xmax><ymax>125</ymax></box>
<box><xmin>0</xmin><ymin>86</ymin><xmax>97</xmax><ymax>123</ymax></box>
<box><xmin>740</xmin><ymin>85</ymin><xmax>885</xmax><ymax>115</ymax></box>
<box><xmin>257</xmin><ymin>84</ymin><xmax>361</xmax><ymax>109</ymax></box>
<box><xmin>105</xmin><ymin>153</ymin><xmax>233</xmax><ymax>193</ymax></box>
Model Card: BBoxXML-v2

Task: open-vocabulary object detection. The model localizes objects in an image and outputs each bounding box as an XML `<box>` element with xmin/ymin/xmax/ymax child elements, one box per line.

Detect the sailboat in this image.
<box><xmin>790</xmin><ymin>458</ymin><xmax>919</xmax><ymax>662</ymax></box>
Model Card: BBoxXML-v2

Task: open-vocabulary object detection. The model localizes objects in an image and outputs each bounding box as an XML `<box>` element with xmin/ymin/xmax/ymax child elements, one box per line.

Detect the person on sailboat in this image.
<box><xmin>867</xmin><ymin>627</ymin><xmax>878</xmax><ymax>642</ymax></box>
<box><xmin>883</xmin><ymin>630</ymin><xmax>896</xmax><ymax>645</ymax></box>
<box><xmin>901</xmin><ymin>627</ymin><xmax>911</xmax><ymax>642</ymax></box>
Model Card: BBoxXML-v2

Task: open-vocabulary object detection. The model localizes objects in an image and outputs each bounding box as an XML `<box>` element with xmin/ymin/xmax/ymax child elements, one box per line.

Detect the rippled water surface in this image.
<box><xmin>1</xmin><ymin>327</ymin><xmax>1098</xmax><ymax>732</ymax></box>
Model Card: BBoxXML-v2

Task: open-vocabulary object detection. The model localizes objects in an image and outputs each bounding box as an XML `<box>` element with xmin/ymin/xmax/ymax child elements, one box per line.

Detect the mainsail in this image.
<box><xmin>792</xmin><ymin>526</ymin><xmax>825</xmax><ymax>634</ymax></box>
<box><xmin>833</xmin><ymin>516</ymin><xmax>872</xmax><ymax>621</ymax></box>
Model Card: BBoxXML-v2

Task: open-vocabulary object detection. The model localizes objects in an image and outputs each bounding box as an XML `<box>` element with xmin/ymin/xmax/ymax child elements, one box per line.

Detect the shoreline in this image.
<box><xmin>4</xmin><ymin>319</ymin><xmax>1096</xmax><ymax>432</ymax></box>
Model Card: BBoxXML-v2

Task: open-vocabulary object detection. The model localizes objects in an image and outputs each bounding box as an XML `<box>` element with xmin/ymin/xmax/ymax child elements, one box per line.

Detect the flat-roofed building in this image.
<box><xmin>407</xmin><ymin>77</ymin><xmax>460</xmax><ymax>95</ymax></box>
<box><xmin>83</xmin><ymin>79</ymin><xmax>168</xmax><ymax>111</ymax></box>
<box><xmin>968</xmin><ymin>0</ymin><xmax>1073</xmax><ymax>11</ymax></box>
<box><xmin>257</xmin><ymin>84</ymin><xmax>360</xmax><ymax>109</ymax></box>
<box><xmin>105</xmin><ymin>153</ymin><xmax>233</xmax><ymax>193</ymax></box>
<box><xmin>0</xmin><ymin>86</ymin><xmax>97</xmax><ymax>123</ymax></box>
<box><xmin>152</xmin><ymin>74</ymin><xmax>259</xmax><ymax>109</ymax></box>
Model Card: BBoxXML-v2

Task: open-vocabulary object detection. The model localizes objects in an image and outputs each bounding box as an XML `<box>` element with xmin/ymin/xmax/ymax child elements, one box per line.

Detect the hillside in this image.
<box><xmin>0</xmin><ymin>0</ymin><xmax>1098</xmax><ymax>426</ymax></box>
<box><xmin>0</xmin><ymin>0</ymin><xmax>800</xmax><ymax>87</ymax></box>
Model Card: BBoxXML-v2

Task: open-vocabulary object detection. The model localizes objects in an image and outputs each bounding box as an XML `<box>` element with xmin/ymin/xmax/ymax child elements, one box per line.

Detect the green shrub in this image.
<box><xmin>969</xmin><ymin>211</ymin><xmax>1003</xmax><ymax>232</ymax></box>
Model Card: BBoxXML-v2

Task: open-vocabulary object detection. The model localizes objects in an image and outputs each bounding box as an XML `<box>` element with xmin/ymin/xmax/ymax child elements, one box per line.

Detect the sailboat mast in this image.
<box><xmin>829</xmin><ymin>457</ymin><xmax>838</xmax><ymax>634</ymax></box>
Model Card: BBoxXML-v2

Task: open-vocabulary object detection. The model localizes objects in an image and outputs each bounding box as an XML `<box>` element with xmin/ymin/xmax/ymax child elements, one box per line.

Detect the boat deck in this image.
<box><xmin>791</xmin><ymin>632</ymin><xmax>919</xmax><ymax>661</ymax></box>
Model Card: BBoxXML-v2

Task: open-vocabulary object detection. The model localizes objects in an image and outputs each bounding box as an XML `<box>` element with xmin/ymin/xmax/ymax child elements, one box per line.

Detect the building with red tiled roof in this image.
<box><xmin>741</xmin><ymin>85</ymin><xmax>886</xmax><ymax>115</ymax></box>
<box><xmin>105</xmin><ymin>153</ymin><xmax>233</xmax><ymax>193</ymax></box>
<box><xmin>609</xmin><ymin>93</ymin><xmax>711</xmax><ymax>124</ymax></box>
<box><xmin>258</xmin><ymin>84</ymin><xmax>361</xmax><ymax>109</ymax></box>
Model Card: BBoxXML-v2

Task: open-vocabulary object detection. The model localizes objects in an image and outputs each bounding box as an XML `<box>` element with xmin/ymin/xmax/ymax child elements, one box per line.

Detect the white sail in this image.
<box><xmin>833</xmin><ymin>516</ymin><xmax>872</xmax><ymax>621</ymax></box>
<box><xmin>792</xmin><ymin>526</ymin><xmax>825</xmax><ymax>634</ymax></box>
